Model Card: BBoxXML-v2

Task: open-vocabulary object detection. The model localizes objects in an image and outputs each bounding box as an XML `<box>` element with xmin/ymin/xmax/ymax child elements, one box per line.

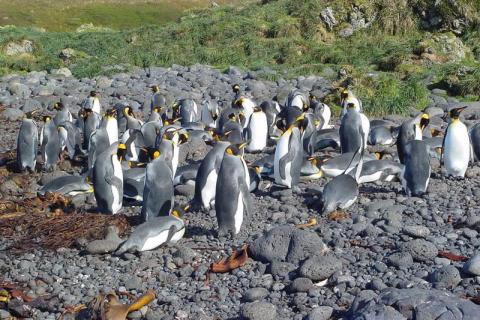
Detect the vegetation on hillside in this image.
<box><xmin>0</xmin><ymin>0</ymin><xmax>479</xmax><ymax>114</ymax></box>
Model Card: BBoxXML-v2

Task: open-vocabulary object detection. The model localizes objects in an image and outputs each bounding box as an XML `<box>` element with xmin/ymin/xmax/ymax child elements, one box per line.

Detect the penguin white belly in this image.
<box><xmin>323</xmin><ymin>167</ymin><xmax>352</xmax><ymax>178</ymax></box>
<box><xmin>201</xmin><ymin>169</ymin><xmax>217</xmax><ymax>209</ymax></box>
<box><xmin>246</xmin><ymin>114</ymin><xmax>268</xmax><ymax>152</ymax></box>
<box><xmin>59</xmin><ymin>129</ymin><xmax>68</xmax><ymax>151</ymax></box>
<box><xmin>170</xmin><ymin>227</ymin><xmax>185</xmax><ymax>243</ymax></box>
<box><xmin>140</xmin><ymin>230</ymin><xmax>169</xmax><ymax>251</ymax></box>
<box><xmin>92</xmin><ymin>99</ymin><xmax>101</xmax><ymax>114</ymax></box>
<box><xmin>321</xmin><ymin>105</ymin><xmax>332</xmax><ymax>129</ymax></box>
<box><xmin>241</xmin><ymin>158</ymin><xmax>250</xmax><ymax>187</ymax></box>
<box><xmin>234</xmin><ymin>192</ymin><xmax>244</xmax><ymax>234</ymax></box>
<box><xmin>358</xmin><ymin>171</ymin><xmax>382</xmax><ymax>184</ymax></box>
<box><xmin>291</xmin><ymin>95</ymin><xmax>303</xmax><ymax>109</ymax></box>
<box><xmin>111</xmin><ymin>156</ymin><xmax>123</xmax><ymax>214</ymax></box>
<box><xmin>274</xmin><ymin>132</ymin><xmax>291</xmax><ymax>186</ymax></box>
<box><xmin>340</xmin><ymin>196</ymin><xmax>357</xmax><ymax>209</ymax></box>
<box><xmin>106</xmin><ymin>119</ymin><xmax>118</xmax><ymax>145</ymax></box>
<box><xmin>172</xmin><ymin>145</ymin><xmax>179</xmax><ymax>177</ymax></box>
<box><xmin>359</xmin><ymin>113</ymin><xmax>370</xmax><ymax>148</ymax></box>
<box><xmin>414</xmin><ymin>125</ymin><xmax>422</xmax><ymax>140</ymax></box>
<box><xmin>444</xmin><ymin>123</ymin><xmax>470</xmax><ymax>177</ymax></box>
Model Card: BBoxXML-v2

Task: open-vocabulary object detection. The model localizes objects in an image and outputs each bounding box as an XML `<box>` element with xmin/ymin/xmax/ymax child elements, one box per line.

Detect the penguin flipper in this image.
<box><xmin>440</xmin><ymin>125</ymin><xmax>448</xmax><ymax>167</ymax></box>
<box><xmin>105</xmin><ymin>175</ymin><xmax>123</xmax><ymax>192</ymax></box>
<box><xmin>239</xmin><ymin>176</ymin><xmax>252</xmax><ymax>217</ymax></box>
<box><xmin>165</xmin><ymin>224</ymin><xmax>178</xmax><ymax>244</ymax></box>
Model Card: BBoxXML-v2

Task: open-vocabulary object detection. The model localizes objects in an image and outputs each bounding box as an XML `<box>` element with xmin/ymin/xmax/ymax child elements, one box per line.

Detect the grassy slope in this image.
<box><xmin>0</xmin><ymin>0</ymin><xmax>479</xmax><ymax>114</ymax></box>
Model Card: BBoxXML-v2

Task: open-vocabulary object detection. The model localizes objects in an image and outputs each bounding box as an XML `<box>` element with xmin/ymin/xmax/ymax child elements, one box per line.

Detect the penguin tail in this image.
<box><xmin>114</xmin><ymin>241</ymin><xmax>129</xmax><ymax>256</ymax></box>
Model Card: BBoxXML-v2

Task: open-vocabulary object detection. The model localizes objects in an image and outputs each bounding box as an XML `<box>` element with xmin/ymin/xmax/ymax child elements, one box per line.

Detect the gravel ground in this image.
<box><xmin>1</xmin><ymin>65</ymin><xmax>480</xmax><ymax>319</ymax></box>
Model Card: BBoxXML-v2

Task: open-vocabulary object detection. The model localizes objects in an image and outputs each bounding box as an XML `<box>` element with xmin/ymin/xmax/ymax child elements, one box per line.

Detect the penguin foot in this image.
<box><xmin>296</xmin><ymin>217</ymin><xmax>318</xmax><ymax>229</ymax></box>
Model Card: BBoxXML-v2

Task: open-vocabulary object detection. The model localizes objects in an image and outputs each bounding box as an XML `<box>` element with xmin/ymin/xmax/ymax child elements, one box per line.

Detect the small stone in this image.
<box><xmin>430</xmin><ymin>265</ymin><xmax>461</xmax><ymax>289</ymax></box>
<box><xmin>300</xmin><ymin>255</ymin><xmax>342</xmax><ymax>281</ymax></box>
<box><xmin>243</xmin><ymin>288</ymin><xmax>268</xmax><ymax>302</ymax></box>
<box><xmin>386</xmin><ymin>252</ymin><xmax>413</xmax><ymax>268</ymax></box>
<box><xmin>402</xmin><ymin>239</ymin><xmax>438</xmax><ymax>262</ymax></box>
<box><xmin>289</xmin><ymin>277</ymin><xmax>313</xmax><ymax>293</ymax></box>
<box><xmin>463</xmin><ymin>254</ymin><xmax>480</xmax><ymax>276</ymax></box>
<box><xmin>306</xmin><ymin>306</ymin><xmax>334</xmax><ymax>320</ymax></box>
<box><xmin>403</xmin><ymin>225</ymin><xmax>431</xmax><ymax>238</ymax></box>
<box><xmin>241</xmin><ymin>301</ymin><xmax>277</xmax><ymax>320</ymax></box>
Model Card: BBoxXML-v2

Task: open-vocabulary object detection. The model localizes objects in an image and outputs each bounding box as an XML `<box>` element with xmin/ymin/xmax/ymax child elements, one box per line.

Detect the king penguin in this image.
<box><xmin>274</xmin><ymin>114</ymin><xmax>305</xmax><ymax>190</ymax></box>
<box><xmin>442</xmin><ymin>106</ymin><xmax>471</xmax><ymax>177</ymax></box>
<box><xmin>401</xmin><ymin>139</ymin><xmax>430</xmax><ymax>196</ymax></box>
<box><xmin>141</xmin><ymin>149</ymin><xmax>174</xmax><ymax>222</ymax></box>
<box><xmin>92</xmin><ymin>142</ymin><xmax>123</xmax><ymax>214</ymax></box>
<box><xmin>194</xmin><ymin>140</ymin><xmax>230</xmax><ymax>210</ymax></box>
<box><xmin>53</xmin><ymin>102</ymin><xmax>73</xmax><ymax>126</ymax></box>
<box><xmin>339</xmin><ymin>103</ymin><xmax>369</xmax><ymax>154</ymax></box>
<box><xmin>397</xmin><ymin>112</ymin><xmax>429</xmax><ymax>164</ymax></box>
<box><xmin>82</xmin><ymin>91</ymin><xmax>101</xmax><ymax>114</ymax></box>
<box><xmin>116</xmin><ymin>212</ymin><xmax>185</xmax><ymax>254</ymax></box>
<box><xmin>16</xmin><ymin>111</ymin><xmax>38</xmax><ymax>172</ymax></box>
<box><xmin>82</xmin><ymin>109</ymin><xmax>101</xmax><ymax>150</ymax></box>
<box><xmin>215</xmin><ymin>143</ymin><xmax>252</xmax><ymax>237</ymax></box>
<box><xmin>150</xmin><ymin>85</ymin><xmax>166</xmax><ymax>113</ymax></box>
<box><xmin>245</xmin><ymin>106</ymin><xmax>268</xmax><ymax>153</ymax></box>
<box><xmin>340</xmin><ymin>89</ymin><xmax>362</xmax><ymax>117</ymax></box>
<box><xmin>40</xmin><ymin>115</ymin><xmax>61</xmax><ymax>171</ymax></box>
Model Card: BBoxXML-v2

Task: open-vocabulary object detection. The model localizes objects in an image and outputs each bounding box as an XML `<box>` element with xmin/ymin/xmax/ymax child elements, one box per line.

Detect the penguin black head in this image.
<box><xmin>309</xmin><ymin>93</ymin><xmax>317</xmax><ymax>101</ymax></box>
<box><xmin>179</xmin><ymin>132</ymin><xmax>189</xmax><ymax>145</ymax></box>
<box><xmin>171</xmin><ymin>204</ymin><xmax>190</xmax><ymax>218</ymax></box>
<box><xmin>54</xmin><ymin>102</ymin><xmax>64</xmax><ymax>110</ymax></box>
<box><xmin>89</xmin><ymin>91</ymin><xmax>98</xmax><ymax>97</ymax></box>
<box><xmin>293</xmin><ymin>113</ymin><xmax>308</xmax><ymax>132</ymax></box>
<box><xmin>232</xmin><ymin>84</ymin><xmax>240</xmax><ymax>93</ymax></box>
<box><xmin>123</xmin><ymin>106</ymin><xmax>134</xmax><ymax>117</ymax></box>
<box><xmin>234</xmin><ymin>98</ymin><xmax>245</xmax><ymax>108</ymax></box>
<box><xmin>276</xmin><ymin>119</ymin><xmax>286</xmax><ymax>133</ymax></box>
<box><xmin>117</xmin><ymin>143</ymin><xmax>127</xmax><ymax>161</ymax></box>
<box><xmin>253</xmin><ymin>106</ymin><xmax>262</xmax><ymax>113</ymax></box>
<box><xmin>152</xmin><ymin>106</ymin><xmax>162</xmax><ymax>113</ymax></box>
<box><xmin>420</xmin><ymin>113</ymin><xmax>429</xmax><ymax>131</ymax></box>
<box><xmin>25</xmin><ymin>110</ymin><xmax>38</xmax><ymax>119</ymax></box>
<box><xmin>151</xmin><ymin>85</ymin><xmax>160</xmax><ymax>93</ymax></box>
<box><xmin>228</xmin><ymin>113</ymin><xmax>237</xmax><ymax>121</ymax></box>
<box><xmin>341</xmin><ymin>89</ymin><xmax>349</xmax><ymax>100</ymax></box>
<box><xmin>225</xmin><ymin>142</ymin><xmax>247</xmax><ymax>157</ymax></box>
<box><xmin>347</xmin><ymin>102</ymin><xmax>356</xmax><ymax>109</ymax></box>
<box><xmin>43</xmin><ymin>115</ymin><xmax>52</xmax><ymax>123</ymax></box>
<box><xmin>106</xmin><ymin>108</ymin><xmax>117</xmax><ymax>118</ymax></box>
<box><xmin>449</xmin><ymin>106</ymin><xmax>467</xmax><ymax>120</ymax></box>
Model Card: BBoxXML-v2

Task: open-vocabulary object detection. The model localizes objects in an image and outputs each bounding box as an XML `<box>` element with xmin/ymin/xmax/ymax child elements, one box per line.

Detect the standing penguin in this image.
<box><xmin>53</xmin><ymin>102</ymin><xmax>73</xmax><ymax>126</ymax></box>
<box><xmin>194</xmin><ymin>140</ymin><xmax>230</xmax><ymax>210</ymax></box>
<box><xmin>442</xmin><ymin>106</ymin><xmax>470</xmax><ymax>177</ymax></box>
<box><xmin>82</xmin><ymin>109</ymin><xmax>101</xmax><ymax>149</ymax></box>
<box><xmin>245</xmin><ymin>106</ymin><xmax>268</xmax><ymax>153</ymax></box>
<box><xmin>17</xmin><ymin>112</ymin><xmax>38</xmax><ymax>172</ymax></box>
<box><xmin>260</xmin><ymin>100</ymin><xmax>281</xmax><ymax>137</ymax></box>
<box><xmin>150</xmin><ymin>85</ymin><xmax>166</xmax><ymax>112</ymax></box>
<box><xmin>401</xmin><ymin>140</ymin><xmax>430</xmax><ymax>196</ymax></box>
<box><xmin>175</xmin><ymin>99</ymin><xmax>200</xmax><ymax>125</ymax></box>
<box><xmin>215</xmin><ymin>144</ymin><xmax>252</xmax><ymax>237</ymax></box>
<box><xmin>340</xmin><ymin>89</ymin><xmax>362</xmax><ymax>117</ymax></box>
<box><xmin>57</xmin><ymin>121</ymin><xmax>81</xmax><ymax>160</ymax></box>
<box><xmin>470</xmin><ymin>122</ymin><xmax>480</xmax><ymax>161</ymax></box>
<box><xmin>234</xmin><ymin>97</ymin><xmax>255</xmax><ymax>128</ymax></box>
<box><xmin>92</xmin><ymin>143</ymin><xmax>123</xmax><ymax>214</ymax></box>
<box><xmin>82</xmin><ymin>91</ymin><xmax>101</xmax><ymax>114</ymax></box>
<box><xmin>339</xmin><ymin>103</ymin><xmax>369</xmax><ymax>154</ymax></box>
<box><xmin>397</xmin><ymin>112</ymin><xmax>429</xmax><ymax>164</ymax></box>
<box><xmin>200</xmin><ymin>99</ymin><xmax>219</xmax><ymax>128</ymax></box>
<box><xmin>310</xmin><ymin>94</ymin><xmax>331</xmax><ymax>129</ymax></box>
<box><xmin>40</xmin><ymin>115</ymin><xmax>61</xmax><ymax>171</ymax></box>
<box><xmin>141</xmin><ymin>149</ymin><xmax>174</xmax><ymax>222</ymax></box>
<box><xmin>274</xmin><ymin>115</ymin><xmax>305</xmax><ymax>189</ymax></box>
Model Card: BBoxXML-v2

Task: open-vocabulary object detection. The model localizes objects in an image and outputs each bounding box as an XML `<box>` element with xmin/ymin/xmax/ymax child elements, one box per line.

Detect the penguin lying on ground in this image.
<box><xmin>38</xmin><ymin>175</ymin><xmax>92</xmax><ymax>196</ymax></box>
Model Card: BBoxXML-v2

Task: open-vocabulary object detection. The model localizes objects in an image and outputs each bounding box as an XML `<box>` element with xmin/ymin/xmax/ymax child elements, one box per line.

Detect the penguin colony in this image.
<box><xmin>16</xmin><ymin>85</ymin><xmax>475</xmax><ymax>253</ymax></box>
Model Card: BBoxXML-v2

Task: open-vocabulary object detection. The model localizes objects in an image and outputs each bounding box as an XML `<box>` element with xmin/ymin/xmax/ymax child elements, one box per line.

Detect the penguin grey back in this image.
<box><xmin>403</xmin><ymin>140</ymin><xmax>430</xmax><ymax>196</ymax></box>
<box><xmin>141</xmin><ymin>155</ymin><xmax>174</xmax><ymax>222</ymax></box>
<box><xmin>340</xmin><ymin>111</ymin><xmax>363</xmax><ymax>154</ymax></box>
<box><xmin>17</xmin><ymin>118</ymin><xmax>38</xmax><ymax>172</ymax></box>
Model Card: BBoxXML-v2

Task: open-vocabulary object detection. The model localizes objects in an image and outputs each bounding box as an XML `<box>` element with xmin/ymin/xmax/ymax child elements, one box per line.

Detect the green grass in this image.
<box><xmin>0</xmin><ymin>0</ymin><xmax>479</xmax><ymax>115</ymax></box>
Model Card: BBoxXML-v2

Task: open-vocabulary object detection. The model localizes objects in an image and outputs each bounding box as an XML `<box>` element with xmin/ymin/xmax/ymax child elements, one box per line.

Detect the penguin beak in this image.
<box><xmin>254</xmin><ymin>166</ymin><xmax>262</xmax><ymax>174</ymax></box>
<box><xmin>238</xmin><ymin>141</ymin><xmax>249</xmax><ymax>149</ymax></box>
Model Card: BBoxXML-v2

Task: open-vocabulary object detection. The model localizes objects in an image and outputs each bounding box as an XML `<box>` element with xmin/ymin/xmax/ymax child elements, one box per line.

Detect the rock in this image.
<box><xmin>386</xmin><ymin>252</ymin><xmax>413</xmax><ymax>268</ymax></box>
<box><xmin>2</xmin><ymin>108</ymin><xmax>24</xmax><ymax>121</ymax></box>
<box><xmin>4</xmin><ymin>40</ymin><xmax>34</xmax><ymax>56</ymax></box>
<box><xmin>348</xmin><ymin>288</ymin><xmax>480</xmax><ymax>319</ymax></box>
<box><xmin>85</xmin><ymin>226</ymin><xmax>123</xmax><ymax>254</ymax></box>
<box><xmin>59</xmin><ymin>48</ymin><xmax>76</xmax><ymax>60</ymax></box>
<box><xmin>269</xmin><ymin>261</ymin><xmax>297</xmax><ymax>277</ymax></box>
<box><xmin>463</xmin><ymin>254</ymin><xmax>480</xmax><ymax>276</ymax></box>
<box><xmin>249</xmin><ymin>226</ymin><xmax>295</xmax><ymax>263</ymax></box>
<box><xmin>241</xmin><ymin>301</ymin><xmax>277</xmax><ymax>320</ymax></box>
<box><xmin>8</xmin><ymin>82</ymin><xmax>31</xmax><ymax>98</ymax></box>
<box><xmin>339</xmin><ymin>26</ymin><xmax>354</xmax><ymax>38</ymax></box>
<box><xmin>306</xmin><ymin>306</ymin><xmax>333</xmax><ymax>320</ymax></box>
<box><xmin>51</xmin><ymin>68</ymin><xmax>72</xmax><ymax>77</ymax></box>
<box><xmin>250</xmin><ymin>226</ymin><xmax>327</xmax><ymax>264</ymax></box>
<box><xmin>0</xmin><ymin>310</ymin><xmax>12</xmax><ymax>319</ymax></box>
<box><xmin>430</xmin><ymin>265</ymin><xmax>461</xmax><ymax>289</ymax></box>
<box><xmin>243</xmin><ymin>288</ymin><xmax>269</xmax><ymax>302</ymax></box>
<box><xmin>96</xmin><ymin>76</ymin><xmax>113</xmax><ymax>88</ymax></box>
<box><xmin>289</xmin><ymin>277</ymin><xmax>313</xmax><ymax>293</ymax></box>
<box><xmin>320</xmin><ymin>8</ymin><xmax>337</xmax><ymax>30</ymax></box>
<box><xmin>402</xmin><ymin>239</ymin><xmax>438</xmax><ymax>262</ymax></box>
<box><xmin>402</xmin><ymin>225</ymin><xmax>431</xmax><ymax>238</ymax></box>
<box><xmin>286</xmin><ymin>229</ymin><xmax>328</xmax><ymax>263</ymax></box>
<box><xmin>299</xmin><ymin>255</ymin><xmax>342</xmax><ymax>281</ymax></box>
